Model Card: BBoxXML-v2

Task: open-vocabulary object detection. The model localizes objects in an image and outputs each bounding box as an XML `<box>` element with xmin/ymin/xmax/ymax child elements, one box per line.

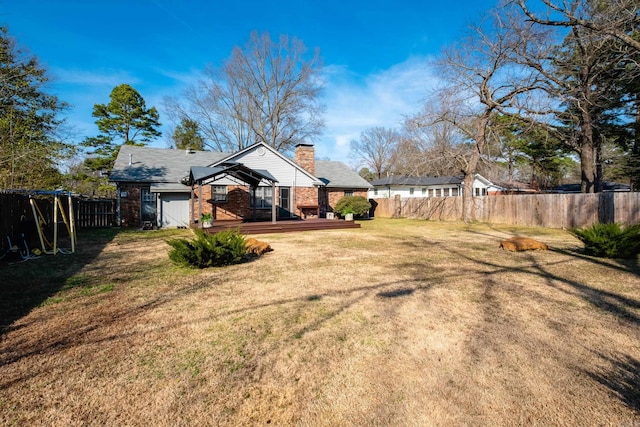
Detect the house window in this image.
<box><xmin>409</xmin><ymin>187</ymin><xmax>414</xmax><ymax>195</ymax></box>
<box><xmin>422</xmin><ymin>188</ymin><xmax>427</xmax><ymax>195</ymax></box>
<box><xmin>474</xmin><ymin>188</ymin><xmax>487</xmax><ymax>196</ymax></box>
<box><xmin>251</xmin><ymin>186</ymin><xmax>272</xmax><ymax>209</ymax></box>
<box><xmin>435</xmin><ymin>188</ymin><xmax>441</xmax><ymax>197</ymax></box>
<box><xmin>211</xmin><ymin>185</ymin><xmax>227</xmax><ymax>203</ymax></box>
<box><xmin>374</xmin><ymin>188</ymin><xmax>378</xmax><ymax>196</ymax></box>
<box><xmin>344</xmin><ymin>190</ymin><xmax>354</xmax><ymax>197</ymax></box>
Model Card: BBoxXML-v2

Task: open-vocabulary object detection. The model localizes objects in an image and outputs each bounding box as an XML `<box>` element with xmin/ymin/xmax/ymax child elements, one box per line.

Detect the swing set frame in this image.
<box><xmin>28</xmin><ymin>190</ymin><xmax>77</xmax><ymax>255</ymax></box>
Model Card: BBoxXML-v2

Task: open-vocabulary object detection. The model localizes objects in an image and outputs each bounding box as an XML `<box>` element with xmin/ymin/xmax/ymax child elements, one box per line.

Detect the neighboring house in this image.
<box><xmin>551</xmin><ymin>182</ymin><xmax>631</xmax><ymax>193</ymax></box>
<box><xmin>109</xmin><ymin>142</ymin><xmax>372</xmax><ymax>228</ymax></box>
<box><xmin>368</xmin><ymin>174</ymin><xmax>500</xmax><ymax>199</ymax></box>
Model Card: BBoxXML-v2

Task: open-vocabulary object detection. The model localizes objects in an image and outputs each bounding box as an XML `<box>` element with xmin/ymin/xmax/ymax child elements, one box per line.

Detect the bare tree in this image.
<box><xmin>349</xmin><ymin>127</ymin><xmax>401</xmax><ymax>179</ymax></box>
<box><xmin>165</xmin><ymin>31</ymin><xmax>325</xmax><ymax>153</ymax></box>
<box><xmin>513</xmin><ymin>0</ymin><xmax>640</xmax><ymax>52</ymax></box>
<box><xmin>404</xmin><ymin>103</ymin><xmax>476</xmax><ymax>178</ymax></box>
<box><xmin>414</xmin><ymin>9</ymin><xmax>550</xmax><ymax>222</ymax></box>
<box><xmin>510</xmin><ymin>0</ymin><xmax>640</xmax><ymax>192</ymax></box>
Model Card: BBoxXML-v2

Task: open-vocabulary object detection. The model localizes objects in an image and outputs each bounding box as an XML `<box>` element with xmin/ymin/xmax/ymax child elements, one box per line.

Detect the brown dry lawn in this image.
<box><xmin>1</xmin><ymin>218</ymin><xmax>639</xmax><ymax>426</ymax></box>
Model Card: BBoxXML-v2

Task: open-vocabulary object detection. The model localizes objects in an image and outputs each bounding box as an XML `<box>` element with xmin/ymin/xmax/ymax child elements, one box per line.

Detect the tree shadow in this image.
<box><xmin>552</xmin><ymin>247</ymin><xmax>640</xmax><ymax>278</ymax></box>
<box><xmin>399</xmin><ymin>234</ymin><xmax>640</xmax><ymax>416</ymax></box>
<box><xmin>400</xmin><ymin>234</ymin><xmax>640</xmax><ymax>327</ymax></box>
<box><xmin>0</xmin><ymin>228</ymin><xmax>118</xmax><ymax>337</ymax></box>
<box><xmin>377</xmin><ymin>288</ymin><xmax>415</xmax><ymax>298</ymax></box>
<box><xmin>584</xmin><ymin>353</ymin><xmax>640</xmax><ymax>413</ymax></box>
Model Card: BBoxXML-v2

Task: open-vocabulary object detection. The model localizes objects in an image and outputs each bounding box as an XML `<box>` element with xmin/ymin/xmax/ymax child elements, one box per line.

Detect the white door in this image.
<box><xmin>159</xmin><ymin>193</ymin><xmax>190</xmax><ymax>228</ymax></box>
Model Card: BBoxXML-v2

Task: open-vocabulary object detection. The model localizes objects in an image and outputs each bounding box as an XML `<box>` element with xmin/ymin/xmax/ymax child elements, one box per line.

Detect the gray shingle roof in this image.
<box><xmin>110</xmin><ymin>145</ymin><xmax>372</xmax><ymax>190</ymax></box>
<box><xmin>315</xmin><ymin>161</ymin><xmax>373</xmax><ymax>189</ymax></box>
<box><xmin>110</xmin><ymin>145</ymin><xmax>228</xmax><ymax>183</ymax></box>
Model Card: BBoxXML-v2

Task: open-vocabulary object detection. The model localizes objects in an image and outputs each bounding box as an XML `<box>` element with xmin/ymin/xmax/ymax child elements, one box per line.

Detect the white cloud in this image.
<box><xmin>316</xmin><ymin>56</ymin><xmax>439</xmax><ymax>165</ymax></box>
<box><xmin>51</xmin><ymin>67</ymin><xmax>140</xmax><ymax>87</ymax></box>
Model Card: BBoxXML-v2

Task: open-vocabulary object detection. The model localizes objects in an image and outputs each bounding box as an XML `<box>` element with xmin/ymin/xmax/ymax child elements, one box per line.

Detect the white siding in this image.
<box><xmin>369</xmin><ymin>177</ymin><xmax>491</xmax><ymax>199</ymax></box>
<box><xmin>221</xmin><ymin>145</ymin><xmax>318</xmax><ymax>187</ymax></box>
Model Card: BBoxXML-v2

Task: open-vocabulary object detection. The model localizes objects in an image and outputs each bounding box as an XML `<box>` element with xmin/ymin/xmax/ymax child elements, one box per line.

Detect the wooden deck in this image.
<box><xmin>203</xmin><ymin>218</ymin><xmax>361</xmax><ymax>235</ymax></box>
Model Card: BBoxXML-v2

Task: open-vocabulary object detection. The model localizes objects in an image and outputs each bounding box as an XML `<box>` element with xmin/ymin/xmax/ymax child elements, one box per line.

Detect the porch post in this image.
<box><xmin>252</xmin><ymin>185</ymin><xmax>257</xmax><ymax>221</ymax></box>
<box><xmin>190</xmin><ymin>184</ymin><xmax>195</xmax><ymax>226</ymax></box>
<box><xmin>271</xmin><ymin>181</ymin><xmax>276</xmax><ymax>224</ymax></box>
<box><xmin>198</xmin><ymin>180</ymin><xmax>203</xmax><ymax>228</ymax></box>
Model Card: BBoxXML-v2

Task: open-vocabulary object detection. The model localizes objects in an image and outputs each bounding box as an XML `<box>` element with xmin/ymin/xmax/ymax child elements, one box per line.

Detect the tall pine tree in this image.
<box><xmin>83</xmin><ymin>84</ymin><xmax>161</xmax><ymax>172</ymax></box>
<box><xmin>0</xmin><ymin>26</ymin><xmax>71</xmax><ymax>190</ymax></box>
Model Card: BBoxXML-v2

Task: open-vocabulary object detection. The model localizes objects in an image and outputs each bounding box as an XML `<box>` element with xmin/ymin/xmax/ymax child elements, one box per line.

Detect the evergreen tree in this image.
<box><xmin>83</xmin><ymin>84</ymin><xmax>161</xmax><ymax>172</ymax></box>
<box><xmin>171</xmin><ymin>117</ymin><xmax>204</xmax><ymax>151</ymax></box>
<box><xmin>490</xmin><ymin>114</ymin><xmax>569</xmax><ymax>189</ymax></box>
<box><xmin>0</xmin><ymin>26</ymin><xmax>71</xmax><ymax>190</ymax></box>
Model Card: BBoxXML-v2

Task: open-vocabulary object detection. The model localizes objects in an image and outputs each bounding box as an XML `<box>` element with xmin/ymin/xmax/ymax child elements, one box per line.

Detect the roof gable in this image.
<box><xmin>210</xmin><ymin>142</ymin><xmax>321</xmax><ymax>185</ymax></box>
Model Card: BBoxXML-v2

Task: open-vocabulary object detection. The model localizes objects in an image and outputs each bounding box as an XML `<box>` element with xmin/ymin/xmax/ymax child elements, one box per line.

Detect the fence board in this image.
<box><xmin>372</xmin><ymin>192</ymin><xmax>640</xmax><ymax>228</ymax></box>
<box><xmin>1</xmin><ymin>194</ymin><xmax>115</xmax><ymax>246</ymax></box>
<box><xmin>74</xmin><ymin>199</ymin><xmax>116</xmax><ymax>228</ymax></box>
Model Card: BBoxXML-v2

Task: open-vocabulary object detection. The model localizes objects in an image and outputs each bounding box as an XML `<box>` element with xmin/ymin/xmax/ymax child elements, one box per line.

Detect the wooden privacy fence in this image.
<box><xmin>371</xmin><ymin>192</ymin><xmax>640</xmax><ymax>228</ymax></box>
<box><xmin>74</xmin><ymin>199</ymin><xmax>116</xmax><ymax>228</ymax></box>
<box><xmin>1</xmin><ymin>193</ymin><xmax>115</xmax><ymax>241</ymax></box>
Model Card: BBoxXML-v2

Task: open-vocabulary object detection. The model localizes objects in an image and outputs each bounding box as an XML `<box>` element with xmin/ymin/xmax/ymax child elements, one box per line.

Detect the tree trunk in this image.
<box><xmin>579</xmin><ymin>112</ymin><xmax>597</xmax><ymax>193</ymax></box>
<box><xmin>462</xmin><ymin>116</ymin><xmax>488</xmax><ymax>223</ymax></box>
<box><xmin>462</xmin><ymin>171</ymin><xmax>476</xmax><ymax>223</ymax></box>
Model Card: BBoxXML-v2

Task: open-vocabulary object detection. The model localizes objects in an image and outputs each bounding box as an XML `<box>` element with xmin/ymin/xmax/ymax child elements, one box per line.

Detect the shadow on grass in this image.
<box><xmin>464</xmin><ymin>224</ymin><xmax>640</xmax><ymax>277</ymax></box>
<box><xmin>552</xmin><ymin>247</ymin><xmax>640</xmax><ymax>278</ymax></box>
<box><xmin>414</xmin><ymin>233</ymin><xmax>640</xmax><ymax>326</ymax></box>
<box><xmin>377</xmin><ymin>288</ymin><xmax>415</xmax><ymax>298</ymax></box>
<box><xmin>401</xmin><ymin>233</ymin><xmax>640</xmax><ymax>415</ymax></box>
<box><xmin>585</xmin><ymin>353</ymin><xmax>640</xmax><ymax>413</ymax></box>
<box><xmin>0</xmin><ymin>228</ymin><xmax>119</xmax><ymax>337</ymax></box>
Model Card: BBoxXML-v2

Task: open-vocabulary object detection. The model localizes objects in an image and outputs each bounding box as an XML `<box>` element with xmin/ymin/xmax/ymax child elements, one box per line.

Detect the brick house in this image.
<box><xmin>109</xmin><ymin>142</ymin><xmax>372</xmax><ymax>228</ymax></box>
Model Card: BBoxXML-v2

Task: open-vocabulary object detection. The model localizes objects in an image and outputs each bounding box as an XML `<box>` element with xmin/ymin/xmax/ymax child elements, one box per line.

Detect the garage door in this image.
<box><xmin>159</xmin><ymin>193</ymin><xmax>190</xmax><ymax>228</ymax></box>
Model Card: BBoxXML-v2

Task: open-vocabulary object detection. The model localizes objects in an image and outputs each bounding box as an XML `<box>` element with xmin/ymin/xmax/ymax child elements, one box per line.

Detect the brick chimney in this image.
<box><xmin>294</xmin><ymin>143</ymin><xmax>315</xmax><ymax>175</ymax></box>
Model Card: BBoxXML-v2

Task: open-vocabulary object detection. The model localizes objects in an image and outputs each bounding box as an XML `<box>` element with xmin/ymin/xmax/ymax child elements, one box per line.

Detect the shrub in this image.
<box><xmin>570</xmin><ymin>223</ymin><xmax>640</xmax><ymax>259</ymax></box>
<box><xmin>334</xmin><ymin>196</ymin><xmax>371</xmax><ymax>218</ymax></box>
<box><xmin>167</xmin><ymin>229</ymin><xmax>247</xmax><ymax>268</ymax></box>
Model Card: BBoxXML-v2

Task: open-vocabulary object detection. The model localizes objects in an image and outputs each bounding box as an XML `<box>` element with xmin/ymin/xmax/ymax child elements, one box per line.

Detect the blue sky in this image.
<box><xmin>1</xmin><ymin>0</ymin><xmax>494</xmax><ymax>163</ymax></box>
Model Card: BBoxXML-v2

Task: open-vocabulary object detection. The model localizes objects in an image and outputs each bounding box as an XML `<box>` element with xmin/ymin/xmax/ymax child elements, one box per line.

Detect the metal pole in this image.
<box><xmin>53</xmin><ymin>193</ymin><xmax>58</xmax><ymax>255</ymax></box>
<box><xmin>68</xmin><ymin>193</ymin><xmax>76</xmax><ymax>253</ymax></box>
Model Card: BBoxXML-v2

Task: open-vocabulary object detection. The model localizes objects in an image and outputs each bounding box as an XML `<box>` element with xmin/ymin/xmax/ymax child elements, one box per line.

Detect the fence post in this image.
<box><xmin>393</xmin><ymin>194</ymin><xmax>401</xmax><ymax>218</ymax></box>
<box><xmin>598</xmin><ymin>192</ymin><xmax>615</xmax><ymax>224</ymax></box>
